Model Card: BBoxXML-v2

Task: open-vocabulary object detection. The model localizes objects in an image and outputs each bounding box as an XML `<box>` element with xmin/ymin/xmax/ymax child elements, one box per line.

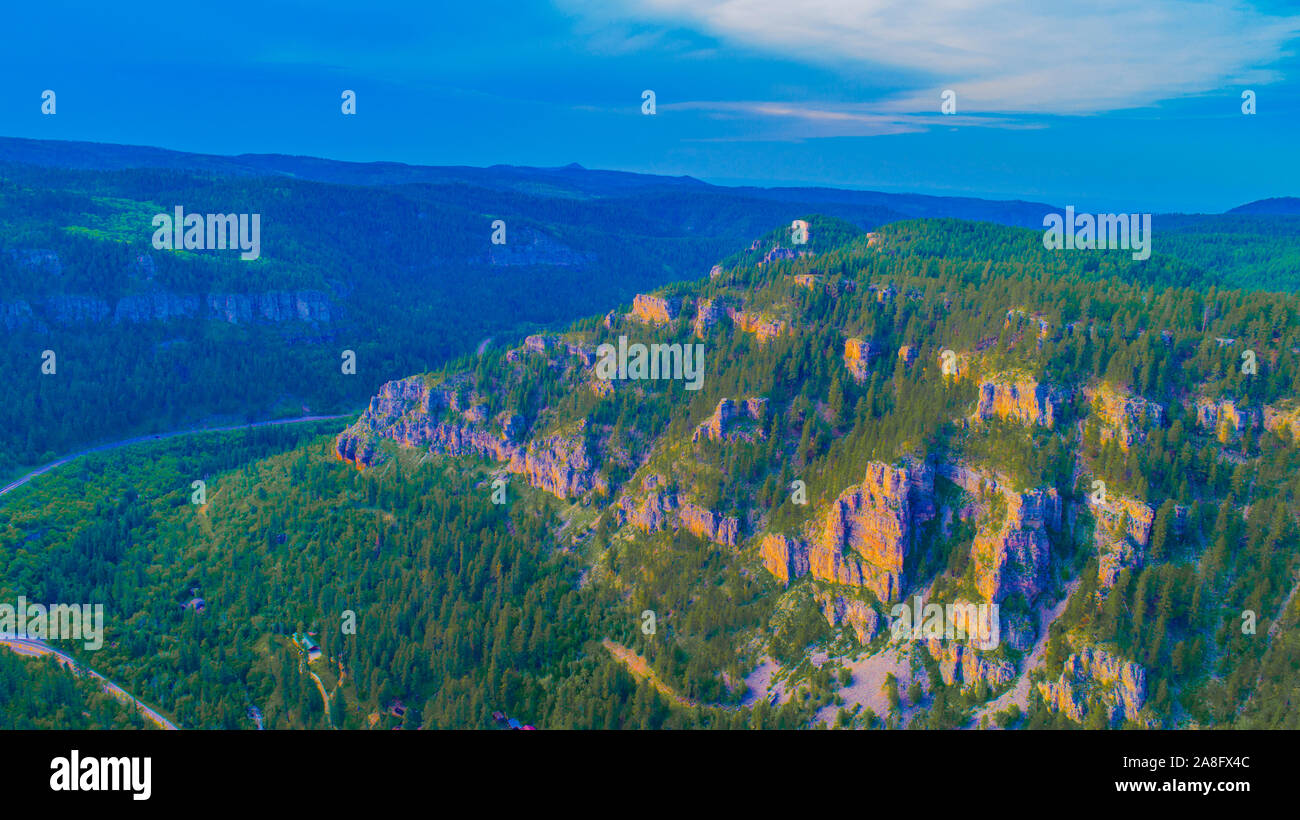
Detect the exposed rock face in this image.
<box><xmin>1265</xmin><ymin>404</ymin><xmax>1300</xmax><ymax>439</ymax></box>
<box><xmin>487</xmin><ymin>229</ymin><xmax>591</xmax><ymax>267</ymax></box>
<box><xmin>336</xmin><ymin>376</ymin><xmax>606</xmax><ymax>500</ymax></box>
<box><xmin>46</xmin><ymin>295</ymin><xmax>110</xmax><ymax>325</ymax></box>
<box><xmin>1196</xmin><ymin>398</ymin><xmax>1261</xmax><ymax>433</ymax></box>
<box><xmin>679</xmin><ymin>504</ymin><xmax>740</xmax><ymax>546</ymax></box>
<box><xmin>728</xmin><ymin>308</ymin><xmax>787</xmax><ymax>343</ymax></box>
<box><xmin>760</xmin><ymin>460</ymin><xmax>936</xmax><ymax>603</ymax></box>
<box><xmin>1089</xmin><ymin>385</ymin><xmax>1164</xmax><ymax>450</ymax></box>
<box><xmin>971</xmin><ymin>487</ymin><xmax>1061</xmax><ymax>604</ymax></box>
<box><xmin>1037</xmin><ymin>646</ymin><xmax>1147</xmax><ymax>726</ymax></box>
<box><xmin>926</xmin><ymin>639</ymin><xmax>1015</xmax><ymax>689</ymax></box>
<box><xmin>616</xmin><ymin>475</ymin><xmax>739</xmax><ymax>547</ymax></box>
<box><xmin>7</xmin><ymin>248</ymin><xmax>63</xmax><ymax>275</ymax></box>
<box><xmin>0</xmin><ymin>300</ymin><xmax>41</xmax><ymax>332</ymax></box>
<box><xmin>897</xmin><ymin>345</ymin><xmax>918</xmax><ymax>366</ymax></box>
<box><xmin>709</xmin><ymin>264</ymin><xmax>723</xmax><ymax>279</ymax></box>
<box><xmin>793</xmin><ymin>274</ymin><xmax>854</xmax><ymax>297</ymax></box>
<box><xmin>630</xmin><ymin>294</ymin><xmax>682</xmax><ymax>325</ymax></box>
<box><xmin>30</xmin><ymin>289</ymin><xmax>334</xmax><ymax>326</ymax></box>
<box><xmin>508</xmin><ymin>334</ymin><xmax>597</xmax><ymax>367</ymax></box>
<box><xmin>761</xmin><ymin>246</ymin><xmax>795</xmax><ymax>266</ymax></box>
<box><xmin>813</xmin><ymin>589</ymin><xmax>879</xmax><ymax>644</ymax></box>
<box><xmin>113</xmin><ymin>291</ymin><xmax>201</xmax><ymax>323</ymax></box>
<box><xmin>692</xmin><ymin>398</ymin><xmax>768</xmax><ymax>444</ymax></box>
<box><xmin>1090</xmin><ymin>495</ymin><xmax>1155</xmax><ymax>588</ymax></box>
<box><xmin>693</xmin><ymin>296</ymin><xmax>739</xmax><ymax>339</ymax></box>
<box><xmin>206</xmin><ymin>290</ymin><xmax>331</xmax><ymax>324</ymax></box>
<box><xmin>974</xmin><ymin>375</ymin><xmax>1063</xmax><ymax>428</ymax></box>
<box><xmin>843</xmin><ymin>337</ymin><xmax>878</xmax><ymax>383</ymax></box>
<box><xmin>760</xmin><ymin>532</ymin><xmax>810</xmax><ymax>585</ymax></box>
<box><xmin>511</xmin><ymin>431</ymin><xmax>603</xmax><ymax>499</ymax></box>
<box><xmin>127</xmin><ymin>253</ymin><xmax>157</xmax><ymax>279</ymax></box>
<box><xmin>1002</xmin><ymin>612</ymin><xmax>1037</xmax><ymax>652</ymax></box>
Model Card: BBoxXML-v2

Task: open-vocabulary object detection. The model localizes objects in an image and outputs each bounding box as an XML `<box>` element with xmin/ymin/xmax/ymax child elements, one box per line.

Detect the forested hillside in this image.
<box><xmin>5</xmin><ymin>215</ymin><xmax>1297</xmax><ymax>730</ymax></box>
<box><xmin>3</xmin><ymin>139</ymin><xmax>1298</xmax><ymax>481</ymax></box>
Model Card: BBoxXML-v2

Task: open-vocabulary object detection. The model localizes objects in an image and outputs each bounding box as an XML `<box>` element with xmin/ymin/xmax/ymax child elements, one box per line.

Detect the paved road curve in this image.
<box><xmin>0</xmin><ymin>636</ymin><xmax>178</xmax><ymax>729</ymax></box>
<box><xmin>0</xmin><ymin>414</ymin><xmax>355</xmax><ymax>499</ymax></box>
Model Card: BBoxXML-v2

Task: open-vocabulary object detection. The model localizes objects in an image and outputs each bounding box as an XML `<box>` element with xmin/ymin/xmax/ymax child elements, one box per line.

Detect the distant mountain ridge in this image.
<box><xmin>0</xmin><ymin>136</ymin><xmax>1059</xmax><ymax>228</ymax></box>
<box><xmin>1226</xmin><ymin>197</ymin><xmax>1300</xmax><ymax>216</ymax></box>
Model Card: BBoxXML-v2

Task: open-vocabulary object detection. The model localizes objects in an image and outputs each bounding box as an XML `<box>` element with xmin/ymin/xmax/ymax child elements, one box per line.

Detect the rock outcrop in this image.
<box><xmin>487</xmin><ymin>229</ymin><xmax>591</xmax><ymax>267</ymax></box>
<box><xmin>974</xmin><ymin>375</ymin><xmax>1063</xmax><ymax>428</ymax></box>
<box><xmin>843</xmin><ymin>337</ymin><xmax>878</xmax><ymax>383</ymax></box>
<box><xmin>336</xmin><ymin>376</ymin><xmax>607</xmax><ymax>500</ymax></box>
<box><xmin>1037</xmin><ymin>645</ymin><xmax>1147</xmax><ymax>726</ymax></box>
<box><xmin>760</xmin><ymin>461</ymin><xmax>935</xmax><ymax>603</ymax></box>
<box><xmin>27</xmin><ymin>289</ymin><xmax>334</xmax><ymax>326</ymax></box>
<box><xmin>970</xmin><ymin>486</ymin><xmax>1061</xmax><ymax>604</ymax></box>
<box><xmin>204</xmin><ymin>291</ymin><xmax>331</xmax><ymax>324</ymax></box>
<box><xmin>693</xmin><ymin>296</ymin><xmax>739</xmax><ymax>339</ymax></box>
<box><xmin>616</xmin><ymin>475</ymin><xmax>739</xmax><ymax>547</ymax></box>
<box><xmin>793</xmin><ymin>274</ymin><xmax>854</xmax><ymax>297</ymax></box>
<box><xmin>630</xmin><ymin>294</ymin><xmax>682</xmax><ymax>325</ymax></box>
<box><xmin>728</xmin><ymin>309</ymin><xmax>787</xmax><ymax>343</ymax></box>
<box><xmin>0</xmin><ymin>300</ymin><xmax>41</xmax><ymax>332</ymax></box>
<box><xmin>1090</xmin><ymin>495</ymin><xmax>1155</xmax><ymax>588</ymax></box>
<box><xmin>507</xmin><ymin>334</ymin><xmax>597</xmax><ymax>367</ymax></box>
<box><xmin>1088</xmin><ymin>384</ymin><xmax>1164</xmax><ymax>450</ymax></box>
<box><xmin>693</xmin><ymin>398</ymin><xmax>768</xmax><ymax>444</ymax></box>
<box><xmin>761</xmin><ymin>246</ymin><xmax>795</xmax><ymax>266</ymax></box>
<box><xmin>926</xmin><ymin>639</ymin><xmax>1015</xmax><ymax>689</ymax></box>
<box><xmin>813</xmin><ymin>589</ymin><xmax>879</xmax><ymax>644</ymax></box>
<box><xmin>113</xmin><ymin>291</ymin><xmax>202</xmax><ymax>323</ymax></box>
<box><xmin>6</xmin><ymin>248</ymin><xmax>63</xmax><ymax>275</ymax></box>
<box><xmin>1265</xmin><ymin>403</ymin><xmax>1300</xmax><ymax>439</ymax></box>
<box><xmin>45</xmin><ymin>295</ymin><xmax>110</xmax><ymax>325</ymax></box>
<box><xmin>1196</xmin><ymin>398</ymin><xmax>1261</xmax><ymax>434</ymax></box>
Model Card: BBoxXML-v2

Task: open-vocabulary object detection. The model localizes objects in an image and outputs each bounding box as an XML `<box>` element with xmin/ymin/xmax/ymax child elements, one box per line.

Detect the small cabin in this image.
<box><xmin>292</xmin><ymin>632</ymin><xmax>322</xmax><ymax>663</ymax></box>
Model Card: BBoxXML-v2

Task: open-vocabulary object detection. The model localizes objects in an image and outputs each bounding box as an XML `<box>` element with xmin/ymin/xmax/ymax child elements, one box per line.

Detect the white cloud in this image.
<box><xmin>560</xmin><ymin>0</ymin><xmax>1300</xmax><ymax>115</ymax></box>
<box><xmin>660</xmin><ymin>99</ymin><xmax>1038</xmax><ymax>139</ymax></box>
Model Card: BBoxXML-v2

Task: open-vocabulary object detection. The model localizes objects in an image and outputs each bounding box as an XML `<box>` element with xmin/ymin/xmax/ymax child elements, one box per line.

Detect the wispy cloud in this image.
<box><xmin>660</xmin><ymin>100</ymin><xmax>1043</xmax><ymax>139</ymax></box>
<box><xmin>560</xmin><ymin>0</ymin><xmax>1300</xmax><ymax>115</ymax></box>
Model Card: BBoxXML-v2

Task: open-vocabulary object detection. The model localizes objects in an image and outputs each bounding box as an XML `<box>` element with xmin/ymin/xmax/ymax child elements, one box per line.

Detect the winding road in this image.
<box><xmin>0</xmin><ymin>636</ymin><xmax>177</xmax><ymax>729</ymax></box>
<box><xmin>0</xmin><ymin>413</ymin><xmax>355</xmax><ymax>500</ymax></box>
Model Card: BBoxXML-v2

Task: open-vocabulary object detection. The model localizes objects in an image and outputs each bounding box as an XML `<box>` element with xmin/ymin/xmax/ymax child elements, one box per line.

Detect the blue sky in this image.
<box><xmin>2</xmin><ymin>0</ymin><xmax>1297</xmax><ymax>212</ymax></box>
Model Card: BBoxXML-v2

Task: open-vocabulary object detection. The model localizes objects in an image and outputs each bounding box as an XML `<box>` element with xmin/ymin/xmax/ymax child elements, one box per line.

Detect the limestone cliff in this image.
<box><xmin>813</xmin><ymin>589</ymin><xmax>880</xmax><ymax>644</ymax></box>
<box><xmin>615</xmin><ymin>474</ymin><xmax>740</xmax><ymax>547</ymax></box>
<box><xmin>335</xmin><ymin>375</ymin><xmax>607</xmax><ymax>500</ymax></box>
<box><xmin>1089</xmin><ymin>495</ymin><xmax>1155</xmax><ymax>588</ymax></box>
<box><xmin>693</xmin><ymin>398</ymin><xmax>768</xmax><ymax>444</ymax></box>
<box><xmin>926</xmin><ymin>638</ymin><xmax>1015</xmax><ymax>689</ymax></box>
<box><xmin>692</xmin><ymin>296</ymin><xmax>740</xmax><ymax>339</ymax></box>
<box><xmin>1264</xmin><ymin>403</ymin><xmax>1300</xmax><ymax>440</ymax></box>
<box><xmin>1037</xmin><ymin>645</ymin><xmax>1147</xmax><ymax>726</ymax></box>
<box><xmin>973</xmin><ymin>375</ymin><xmax>1064</xmax><ymax>428</ymax></box>
<box><xmin>1196</xmin><ymin>398</ymin><xmax>1261</xmax><ymax>433</ymax></box>
<box><xmin>760</xmin><ymin>461</ymin><xmax>935</xmax><ymax>603</ymax></box>
<box><xmin>843</xmin><ymin>337</ymin><xmax>879</xmax><ymax>383</ymax></box>
<box><xmin>630</xmin><ymin>294</ymin><xmax>683</xmax><ymax>325</ymax></box>
<box><xmin>728</xmin><ymin>308</ymin><xmax>788</xmax><ymax>343</ymax></box>
<box><xmin>970</xmin><ymin>487</ymin><xmax>1060</xmax><ymax>604</ymax></box>
<box><xmin>1087</xmin><ymin>384</ymin><xmax>1164</xmax><ymax>450</ymax></box>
